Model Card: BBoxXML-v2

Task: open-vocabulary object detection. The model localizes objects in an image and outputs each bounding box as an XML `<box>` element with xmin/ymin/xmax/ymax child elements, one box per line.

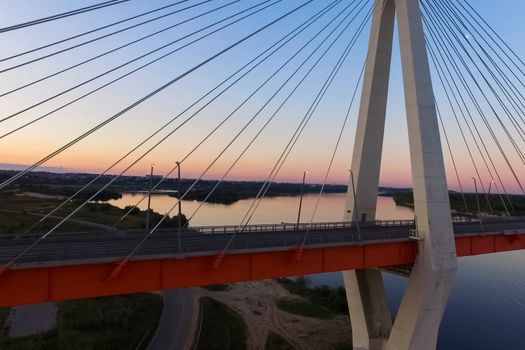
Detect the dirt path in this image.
<box><xmin>196</xmin><ymin>280</ymin><xmax>351</xmax><ymax>350</ymax></box>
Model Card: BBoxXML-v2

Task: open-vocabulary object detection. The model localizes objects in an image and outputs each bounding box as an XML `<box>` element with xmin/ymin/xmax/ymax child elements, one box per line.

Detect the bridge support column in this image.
<box><xmin>343</xmin><ymin>0</ymin><xmax>457</xmax><ymax>349</ymax></box>
<box><xmin>386</xmin><ymin>0</ymin><xmax>457</xmax><ymax>348</ymax></box>
<box><xmin>343</xmin><ymin>1</ymin><xmax>395</xmax><ymax>349</ymax></box>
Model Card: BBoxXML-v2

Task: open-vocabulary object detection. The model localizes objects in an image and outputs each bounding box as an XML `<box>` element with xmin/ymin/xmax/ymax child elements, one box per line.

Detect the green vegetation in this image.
<box><xmin>201</xmin><ymin>284</ymin><xmax>231</xmax><ymax>291</ymax></box>
<box><xmin>17</xmin><ymin>184</ymin><xmax>121</xmax><ymax>202</ymax></box>
<box><xmin>0</xmin><ymin>191</ymin><xmax>187</xmax><ymax>234</ymax></box>
<box><xmin>265</xmin><ymin>331</ymin><xmax>295</xmax><ymax>350</ymax></box>
<box><xmin>277</xmin><ymin>277</ymin><xmax>348</xmax><ymax>315</ymax></box>
<box><xmin>276</xmin><ymin>298</ymin><xmax>333</xmax><ymax>319</ymax></box>
<box><xmin>393</xmin><ymin>191</ymin><xmax>525</xmax><ymax>216</ymax></box>
<box><xmin>172</xmin><ymin>181</ymin><xmax>346</xmax><ymax>205</ymax></box>
<box><xmin>194</xmin><ymin>297</ymin><xmax>247</xmax><ymax>350</ymax></box>
<box><xmin>0</xmin><ymin>307</ymin><xmax>10</xmax><ymax>337</ymax></box>
<box><xmin>0</xmin><ymin>333</ymin><xmax>56</xmax><ymax>350</ymax></box>
<box><xmin>0</xmin><ymin>169</ymin><xmax>347</xmax><ymax>206</ymax></box>
<box><xmin>0</xmin><ymin>293</ymin><xmax>162</xmax><ymax>350</ymax></box>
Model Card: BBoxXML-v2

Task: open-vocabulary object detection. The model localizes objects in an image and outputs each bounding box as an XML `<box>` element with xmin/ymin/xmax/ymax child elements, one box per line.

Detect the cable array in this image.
<box><xmin>421</xmin><ymin>0</ymin><xmax>524</xmax><ymax>216</ymax></box>
<box><xmin>0</xmin><ymin>0</ymin><xmax>523</xmax><ymax>273</ymax></box>
<box><xmin>0</xmin><ymin>1</ymin><xmax>190</xmax><ymax>63</ymax></box>
<box><xmin>0</xmin><ymin>0</ymin><xmax>130</xmax><ymax>34</ymax></box>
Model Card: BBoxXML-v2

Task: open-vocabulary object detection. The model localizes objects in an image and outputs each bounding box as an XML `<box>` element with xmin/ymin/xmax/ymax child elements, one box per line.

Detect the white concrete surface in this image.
<box><xmin>343</xmin><ymin>0</ymin><xmax>457</xmax><ymax>349</ymax></box>
<box><xmin>342</xmin><ymin>1</ymin><xmax>396</xmax><ymax>349</ymax></box>
<box><xmin>7</xmin><ymin>302</ymin><xmax>57</xmax><ymax>338</ymax></box>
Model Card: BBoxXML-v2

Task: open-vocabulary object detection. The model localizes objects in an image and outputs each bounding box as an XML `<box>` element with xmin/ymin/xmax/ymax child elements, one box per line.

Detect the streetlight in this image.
<box><xmin>347</xmin><ymin>169</ymin><xmax>361</xmax><ymax>239</ymax></box>
<box><xmin>296</xmin><ymin>170</ymin><xmax>308</xmax><ymax>229</ymax></box>
<box><xmin>492</xmin><ymin>181</ymin><xmax>512</xmax><ymax>218</ymax></box>
<box><xmin>145</xmin><ymin>164</ymin><xmax>155</xmax><ymax>234</ymax></box>
<box><xmin>471</xmin><ymin>177</ymin><xmax>483</xmax><ymax>231</ymax></box>
<box><xmin>484</xmin><ymin>180</ymin><xmax>495</xmax><ymax>216</ymax></box>
<box><xmin>176</xmin><ymin>161</ymin><xmax>182</xmax><ymax>253</ymax></box>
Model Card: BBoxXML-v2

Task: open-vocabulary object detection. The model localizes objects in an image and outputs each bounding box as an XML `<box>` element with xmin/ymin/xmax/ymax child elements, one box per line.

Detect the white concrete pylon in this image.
<box><xmin>342</xmin><ymin>0</ymin><xmax>457</xmax><ymax>349</ymax></box>
<box><xmin>342</xmin><ymin>1</ymin><xmax>396</xmax><ymax>349</ymax></box>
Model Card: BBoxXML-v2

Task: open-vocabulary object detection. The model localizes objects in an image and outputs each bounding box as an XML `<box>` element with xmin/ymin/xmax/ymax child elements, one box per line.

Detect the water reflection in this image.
<box><xmin>108</xmin><ymin>193</ymin><xmax>415</xmax><ymax>226</ymax></box>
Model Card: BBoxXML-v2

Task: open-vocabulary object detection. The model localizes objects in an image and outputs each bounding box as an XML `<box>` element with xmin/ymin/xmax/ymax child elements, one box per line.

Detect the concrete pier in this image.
<box><xmin>343</xmin><ymin>0</ymin><xmax>457</xmax><ymax>349</ymax></box>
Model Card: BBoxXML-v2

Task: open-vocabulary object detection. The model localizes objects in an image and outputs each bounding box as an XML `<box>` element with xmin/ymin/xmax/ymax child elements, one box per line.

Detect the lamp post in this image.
<box><xmin>176</xmin><ymin>161</ymin><xmax>182</xmax><ymax>252</ymax></box>
<box><xmin>296</xmin><ymin>170</ymin><xmax>308</xmax><ymax>229</ymax></box>
<box><xmin>145</xmin><ymin>164</ymin><xmax>155</xmax><ymax>234</ymax></box>
<box><xmin>484</xmin><ymin>180</ymin><xmax>494</xmax><ymax>216</ymax></box>
<box><xmin>347</xmin><ymin>169</ymin><xmax>361</xmax><ymax>240</ymax></box>
<box><xmin>492</xmin><ymin>181</ymin><xmax>512</xmax><ymax>218</ymax></box>
<box><xmin>471</xmin><ymin>177</ymin><xmax>483</xmax><ymax>231</ymax></box>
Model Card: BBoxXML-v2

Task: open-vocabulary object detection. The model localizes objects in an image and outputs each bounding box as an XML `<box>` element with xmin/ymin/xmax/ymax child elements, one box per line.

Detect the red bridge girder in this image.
<box><xmin>0</xmin><ymin>232</ymin><xmax>524</xmax><ymax>307</ymax></box>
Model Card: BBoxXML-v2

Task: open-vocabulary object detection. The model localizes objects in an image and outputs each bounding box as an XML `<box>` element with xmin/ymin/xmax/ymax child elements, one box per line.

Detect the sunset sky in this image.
<box><xmin>0</xmin><ymin>0</ymin><xmax>524</xmax><ymax>193</ymax></box>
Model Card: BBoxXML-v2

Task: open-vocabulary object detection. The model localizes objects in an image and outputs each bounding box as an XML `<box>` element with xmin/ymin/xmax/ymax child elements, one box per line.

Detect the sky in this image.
<box><xmin>0</xmin><ymin>0</ymin><xmax>524</xmax><ymax>193</ymax></box>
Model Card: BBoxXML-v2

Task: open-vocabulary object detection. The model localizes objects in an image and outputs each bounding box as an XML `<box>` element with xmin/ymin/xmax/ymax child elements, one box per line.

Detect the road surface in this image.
<box><xmin>147</xmin><ymin>289</ymin><xmax>195</xmax><ymax>350</ymax></box>
<box><xmin>0</xmin><ymin>218</ymin><xmax>524</xmax><ymax>265</ymax></box>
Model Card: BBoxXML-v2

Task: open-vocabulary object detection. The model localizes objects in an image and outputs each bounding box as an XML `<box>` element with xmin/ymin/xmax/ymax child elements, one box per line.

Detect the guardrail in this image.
<box><xmin>0</xmin><ymin>217</ymin><xmax>524</xmax><ymax>241</ymax></box>
<box><xmin>0</xmin><ymin>217</ymin><xmax>524</xmax><ymax>264</ymax></box>
<box><xmin>188</xmin><ymin>219</ymin><xmax>418</xmax><ymax>235</ymax></box>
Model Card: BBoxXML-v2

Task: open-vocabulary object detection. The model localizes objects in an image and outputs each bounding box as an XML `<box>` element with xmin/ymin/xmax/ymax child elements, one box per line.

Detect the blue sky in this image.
<box><xmin>0</xmin><ymin>0</ymin><xmax>524</xmax><ymax>192</ymax></box>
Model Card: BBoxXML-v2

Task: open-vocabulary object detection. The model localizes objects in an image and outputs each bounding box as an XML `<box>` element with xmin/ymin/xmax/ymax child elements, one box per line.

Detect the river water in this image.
<box><xmin>109</xmin><ymin>193</ymin><xmax>525</xmax><ymax>349</ymax></box>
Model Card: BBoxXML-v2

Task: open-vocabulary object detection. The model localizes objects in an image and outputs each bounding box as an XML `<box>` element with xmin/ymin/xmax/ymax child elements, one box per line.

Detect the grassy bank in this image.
<box><xmin>0</xmin><ymin>293</ymin><xmax>162</xmax><ymax>350</ymax></box>
<box><xmin>276</xmin><ymin>298</ymin><xmax>333</xmax><ymax>319</ymax></box>
<box><xmin>0</xmin><ymin>191</ymin><xmax>186</xmax><ymax>234</ymax></box>
<box><xmin>277</xmin><ymin>277</ymin><xmax>348</xmax><ymax>315</ymax></box>
<box><xmin>0</xmin><ymin>307</ymin><xmax>10</xmax><ymax>337</ymax></box>
<box><xmin>392</xmin><ymin>191</ymin><xmax>525</xmax><ymax>216</ymax></box>
<box><xmin>194</xmin><ymin>297</ymin><xmax>247</xmax><ymax>350</ymax></box>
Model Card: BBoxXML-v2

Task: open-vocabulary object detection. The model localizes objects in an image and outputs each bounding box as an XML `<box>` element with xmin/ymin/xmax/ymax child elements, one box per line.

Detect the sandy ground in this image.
<box><xmin>196</xmin><ymin>280</ymin><xmax>351</xmax><ymax>350</ymax></box>
<box><xmin>6</xmin><ymin>303</ymin><xmax>57</xmax><ymax>338</ymax></box>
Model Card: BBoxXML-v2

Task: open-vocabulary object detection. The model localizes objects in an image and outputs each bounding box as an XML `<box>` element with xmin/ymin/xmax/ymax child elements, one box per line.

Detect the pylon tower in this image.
<box><xmin>343</xmin><ymin>0</ymin><xmax>457</xmax><ymax>349</ymax></box>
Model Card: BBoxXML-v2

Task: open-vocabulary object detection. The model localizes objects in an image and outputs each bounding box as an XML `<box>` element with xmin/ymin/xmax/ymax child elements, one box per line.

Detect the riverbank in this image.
<box><xmin>0</xmin><ymin>293</ymin><xmax>162</xmax><ymax>349</ymax></box>
<box><xmin>0</xmin><ymin>191</ymin><xmax>187</xmax><ymax>234</ymax></box>
<box><xmin>0</xmin><ymin>170</ymin><xmax>347</xmax><ymax>205</ymax></box>
<box><xmin>193</xmin><ymin>279</ymin><xmax>351</xmax><ymax>350</ymax></box>
<box><xmin>392</xmin><ymin>191</ymin><xmax>525</xmax><ymax>216</ymax></box>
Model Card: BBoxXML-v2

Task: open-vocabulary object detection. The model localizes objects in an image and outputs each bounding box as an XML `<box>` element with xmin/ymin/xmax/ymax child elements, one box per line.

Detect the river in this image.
<box><xmin>109</xmin><ymin>193</ymin><xmax>525</xmax><ymax>349</ymax></box>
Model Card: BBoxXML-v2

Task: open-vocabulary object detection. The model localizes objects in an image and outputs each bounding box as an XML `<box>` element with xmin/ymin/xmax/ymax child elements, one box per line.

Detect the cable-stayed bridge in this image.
<box><xmin>1</xmin><ymin>216</ymin><xmax>525</xmax><ymax>304</ymax></box>
<box><xmin>1</xmin><ymin>0</ymin><xmax>524</xmax><ymax>349</ymax></box>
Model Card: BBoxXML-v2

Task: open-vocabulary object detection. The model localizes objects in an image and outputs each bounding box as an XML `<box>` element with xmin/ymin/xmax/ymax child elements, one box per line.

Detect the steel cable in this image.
<box><xmin>421</xmin><ymin>7</ymin><xmax>518</xmax><ymax>211</ymax></box>
<box><xmin>0</xmin><ymin>1</ymin><xmax>313</xmax><ymax>191</ymax></box>
<box><xmin>0</xmin><ymin>0</ymin><xmax>213</xmax><ymax>73</ymax></box>
<box><xmin>0</xmin><ymin>0</ymin><xmax>280</xmax><ymax>139</ymax></box>
<box><xmin>0</xmin><ymin>0</ymin><xmax>246</xmax><ymax>123</ymax></box>
<box><xmin>0</xmin><ymin>0</ymin><xmax>315</xmax><ymax>271</ymax></box>
<box><xmin>113</xmin><ymin>1</ymin><xmax>371</xmax><ymax>263</ymax></box>
<box><xmin>0</xmin><ymin>0</ymin><xmax>215</xmax><ymax>97</ymax></box>
<box><xmin>0</xmin><ymin>0</ymin><xmax>190</xmax><ymax>63</ymax></box>
<box><xmin>22</xmin><ymin>0</ymin><xmax>346</xmax><ymax>235</ymax></box>
<box><xmin>0</xmin><ymin>0</ymin><xmax>130</xmax><ymax>34</ymax></box>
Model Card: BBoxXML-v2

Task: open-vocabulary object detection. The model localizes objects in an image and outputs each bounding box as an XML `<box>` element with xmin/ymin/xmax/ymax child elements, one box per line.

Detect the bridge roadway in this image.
<box><xmin>1</xmin><ymin>217</ymin><xmax>525</xmax><ymax>307</ymax></box>
<box><xmin>1</xmin><ymin>217</ymin><xmax>524</xmax><ymax>266</ymax></box>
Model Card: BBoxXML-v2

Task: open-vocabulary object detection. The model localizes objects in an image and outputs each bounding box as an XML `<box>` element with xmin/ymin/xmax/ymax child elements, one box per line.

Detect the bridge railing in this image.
<box><xmin>188</xmin><ymin>219</ymin><xmax>417</xmax><ymax>235</ymax></box>
<box><xmin>0</xmin><ymin>217</ymin><xmax>522</xmax><ymax>241</ymax></box>
<box><xmin>0</xmin><ymin>217</ymin><xmax>524</xmax><ymax>264</ymax></box>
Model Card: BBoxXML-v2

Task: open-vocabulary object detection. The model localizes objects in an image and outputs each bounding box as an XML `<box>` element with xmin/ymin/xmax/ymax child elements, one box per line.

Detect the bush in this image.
<box><xmin>194</xmin><ymin>297</ymin><xmax>247</xmax><ymax>350</ymax></box>
<box><xmin>277</xmin><ymin>278</ymin><xmax>348</xmax><ymax>314</ymax></box>
<box><xmin>265</xmin><ymin>331</ymin><xmax>294</xmax><ymax>350</ymax></box>
<box><xmin>276</xmin><ymin>298</ymin><xmax>333</xmax><ymax>319</ymax></box>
